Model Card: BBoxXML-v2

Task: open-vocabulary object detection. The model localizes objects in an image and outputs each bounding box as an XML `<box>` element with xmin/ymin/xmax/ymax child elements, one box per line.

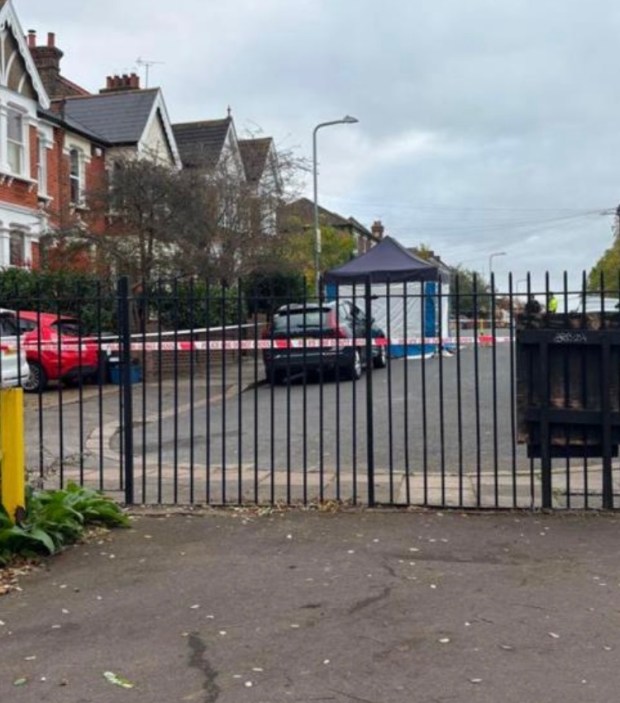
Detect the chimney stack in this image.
<box><xmin>371</xmin><ymin>220</ymin><xmax>385</xmax><ymax>240</ymax></box>
<box><xmin>100</xmin><ymin>72</ymin><xmax>141</xmax><ymax>93</ymax></box>
<box><xmin>29</xmin><ymin>30</ymin><xmax>64</xmax><ymax>96</ymax></box>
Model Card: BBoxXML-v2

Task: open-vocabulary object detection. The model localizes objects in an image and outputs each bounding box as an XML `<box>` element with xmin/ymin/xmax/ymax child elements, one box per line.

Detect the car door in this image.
<box><xmin>0</xmin><ymin>312</ymin><xmax>27</xmax><ymax>387</ymax></box>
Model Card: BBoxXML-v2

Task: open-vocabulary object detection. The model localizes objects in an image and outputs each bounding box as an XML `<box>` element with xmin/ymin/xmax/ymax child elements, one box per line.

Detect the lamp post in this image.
<box><xmin>313</xmin><ymin>115</ymin><xmax>359</xmax><ymax>295</ymax></box>
<box><xmin>488</xmin><ymin>251</ymin><xmax>506</xmax><ymax>280</ymax></box>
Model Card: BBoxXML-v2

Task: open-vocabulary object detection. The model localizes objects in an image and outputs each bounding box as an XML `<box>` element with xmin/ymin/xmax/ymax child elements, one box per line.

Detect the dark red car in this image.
<box><xmin>16</xmin><ymin>311</ymin><xmax>102</xmax><ymax>392</ymax></box>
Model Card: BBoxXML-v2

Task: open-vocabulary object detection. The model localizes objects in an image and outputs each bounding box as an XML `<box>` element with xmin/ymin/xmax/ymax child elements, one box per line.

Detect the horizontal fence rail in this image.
<box><xmin>2</xmin><ymin>272</ymin><xmax>619</xmax><ymax>511</ymax></box>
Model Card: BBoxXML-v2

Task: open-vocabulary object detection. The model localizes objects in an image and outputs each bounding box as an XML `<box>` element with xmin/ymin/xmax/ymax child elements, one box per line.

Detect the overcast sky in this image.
<box><xmin>19</xmin><ymin>0</ymin><xmax>620</xmax><ymax>291</ymax></box>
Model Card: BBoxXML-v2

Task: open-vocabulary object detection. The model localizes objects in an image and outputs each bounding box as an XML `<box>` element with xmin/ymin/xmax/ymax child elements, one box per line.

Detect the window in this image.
<box><xmin>0</xmin><ymin>313</ymin><xmax>17</xmax><ymax>338</ymax></box>
<box><xmin>7</xmin><ymin>108</ymin><xmax>24</xmax><ymax>175</ymax></box>
<box><xmin>70</xmin><ymin>148</ymin><xmax>81</xmax><ymax>204</ymax></box>
<box><xmin>37</xmin><ymin>134</ymin><xmax>47</xmax><ymax>196</ymax></box>
<box><xmin>9</xmin><ymin>231</ymin><xmax>24</xmax><ymax>266</ymax></box>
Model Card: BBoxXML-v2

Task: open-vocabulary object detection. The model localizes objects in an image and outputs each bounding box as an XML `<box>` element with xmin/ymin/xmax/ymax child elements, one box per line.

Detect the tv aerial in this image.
<box><xmin>136</xmin><ymin>57</ymin><xmax>164</xmax><ymax>88</ymax></box>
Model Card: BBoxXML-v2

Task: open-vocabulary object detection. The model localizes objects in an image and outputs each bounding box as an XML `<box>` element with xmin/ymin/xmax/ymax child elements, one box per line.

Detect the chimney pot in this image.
<box><xmin>27</xmin><ymin>30</ymin><xmax>36</xmax><ymax>48</ymax></box>
<box><xmin>47</xmin><ymin>32</ymin><xmax>55</xmax><ymax>48</ymax></box>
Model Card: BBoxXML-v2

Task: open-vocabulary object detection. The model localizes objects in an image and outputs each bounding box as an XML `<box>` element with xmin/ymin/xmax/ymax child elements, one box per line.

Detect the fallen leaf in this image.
<box><xmin>13</xmin><ymin>678</ymin><xmax>27</xmax><ymax>686</ymax></box>
<box><xmin>103</xmin><ymin>671</ymin><xmax>134</xmax><ymax>689</ymax></box>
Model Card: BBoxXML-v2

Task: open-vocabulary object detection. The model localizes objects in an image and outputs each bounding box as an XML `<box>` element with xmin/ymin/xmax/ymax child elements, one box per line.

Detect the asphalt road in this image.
<box><xmin>115</xmin><ymin>345</ymin><xmax>523</xmax><ymax>476</ymax></box>
<box><xmin>25</xmin><ymin>345</ymin><xmax>600</xmax><ymax>507</ymax></box>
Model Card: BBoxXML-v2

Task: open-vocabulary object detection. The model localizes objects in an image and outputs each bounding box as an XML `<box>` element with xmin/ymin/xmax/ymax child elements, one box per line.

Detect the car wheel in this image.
<box><xmin>373</xmin><ymin>344</ymin><xmax>387</xmax><ymax>368</ymax></box>
<box><xmin>266</xmin><ymin>367</ymin><xmax>284</xmax><ymax>385</ymax></box>
<box><xmin>23</xmin><ymin>362</ymin><xmax>47</xmax><ymax>393</ymax></box>
<box><xmin>348</xmin><ymin>349</ymin><xmax>362</xmax><ymax>380</ymax></box>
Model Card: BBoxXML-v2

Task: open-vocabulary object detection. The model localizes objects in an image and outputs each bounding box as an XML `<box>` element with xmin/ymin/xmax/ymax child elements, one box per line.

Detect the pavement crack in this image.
<box><xmin>347</xmin><ymin>585</ymin><xmax>392</xmax><ymax>615</ymax></box>
<box><xmin>188</xmin><ymin>632</ymin><xmax>221</xmax><ymax>703</ymax></box>
<box><xmin>330</xmin><ymin>689</ymin><xmax>379</xmax><ymax>703</ymax></box>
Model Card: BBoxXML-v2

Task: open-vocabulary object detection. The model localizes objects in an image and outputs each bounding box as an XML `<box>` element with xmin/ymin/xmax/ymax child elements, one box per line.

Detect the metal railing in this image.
<box><xmin>4</xmin><ymin>272</ymin><xmax>620</xmax><ymax>510</ymax></box>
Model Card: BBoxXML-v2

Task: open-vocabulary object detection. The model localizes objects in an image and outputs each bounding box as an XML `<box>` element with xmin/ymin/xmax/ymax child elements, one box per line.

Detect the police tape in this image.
<box><xmin>14</xmin><ymin>335</ymin><xmax>514</xmax><ymax>353</ymax></box>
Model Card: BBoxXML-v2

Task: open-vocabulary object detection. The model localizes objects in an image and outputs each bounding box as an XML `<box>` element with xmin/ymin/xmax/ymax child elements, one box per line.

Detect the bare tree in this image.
<box><xmin>41</xmin><ymin>140</ymin><xmax>308</xmax><ymax>285</ymax></box>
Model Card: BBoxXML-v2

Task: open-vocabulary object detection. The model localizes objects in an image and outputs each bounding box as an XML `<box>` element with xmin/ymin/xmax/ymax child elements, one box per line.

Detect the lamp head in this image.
<box><xmin>342</xmin><ymin>115</ymin><xmax>359</xmax><ymax>124</ymax></box>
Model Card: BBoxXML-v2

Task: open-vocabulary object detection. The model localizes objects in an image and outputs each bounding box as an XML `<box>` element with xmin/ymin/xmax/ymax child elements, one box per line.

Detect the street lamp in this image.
<box><xmin>313</xmin><ymin>115</ymin><xmax>359</xmax><ymax>295</ymax></box>
<box><xmin>488</xmin><ymin>251</ymin><xmax>506</xmax><ymax>279</ymax></box>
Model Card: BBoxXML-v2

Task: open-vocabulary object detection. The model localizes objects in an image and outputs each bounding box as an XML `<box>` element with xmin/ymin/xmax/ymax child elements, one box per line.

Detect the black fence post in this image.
<box><xmin>365</xmin><ymin>276</ymin><xmax>375</xmax><ymax>506</ymax></box>
<box><xmin>118</xmin><ymin>277</ymin><xmax>134</xmax><ymax>505</ymax></box>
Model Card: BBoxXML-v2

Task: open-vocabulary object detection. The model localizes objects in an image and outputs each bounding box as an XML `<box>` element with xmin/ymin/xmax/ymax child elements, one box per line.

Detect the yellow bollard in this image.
<box><xmin>0</xmin><ymin>388</ymin><xmax>25</xmax><ymax>522</ymax></box>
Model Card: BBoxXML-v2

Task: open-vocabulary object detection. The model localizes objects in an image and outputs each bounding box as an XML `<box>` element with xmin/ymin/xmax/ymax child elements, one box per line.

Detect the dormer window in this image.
<box><xmin>7</xmin><ymin>108</ymin><xmax>24</xmax><ymax>175</ymax></box>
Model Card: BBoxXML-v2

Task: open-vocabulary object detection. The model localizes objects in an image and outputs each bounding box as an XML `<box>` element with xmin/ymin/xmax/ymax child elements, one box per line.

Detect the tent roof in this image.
<box><xmin>324</xmin><ymin>236</ymin><xmax>449</xmax><ymax>284</ymax></box>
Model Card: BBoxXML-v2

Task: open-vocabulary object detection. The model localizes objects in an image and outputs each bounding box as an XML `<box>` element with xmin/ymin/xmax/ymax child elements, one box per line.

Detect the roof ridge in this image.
<box><xmin>59</xmin><ymin>88</ymin><xmax>159</xmax><ymax>102</ymax></box>
<box><xmin>173</xmin><ymin>117</ymin><xmax>231</xmax><ymax>128</ymax></box>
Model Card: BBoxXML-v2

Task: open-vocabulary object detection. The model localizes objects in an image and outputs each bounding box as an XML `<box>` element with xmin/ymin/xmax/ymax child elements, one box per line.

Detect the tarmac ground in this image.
<box><xmin>1</xmin><ymin>508</ymin><xmax>620</xmax><ymax>702</ymax></box>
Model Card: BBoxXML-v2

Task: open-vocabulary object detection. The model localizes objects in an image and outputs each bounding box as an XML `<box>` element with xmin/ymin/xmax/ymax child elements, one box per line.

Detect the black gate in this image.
<box><xmin>14</xmin><ymin>273</ymin><xmax>620</xmax><ymax>509</ymax></box>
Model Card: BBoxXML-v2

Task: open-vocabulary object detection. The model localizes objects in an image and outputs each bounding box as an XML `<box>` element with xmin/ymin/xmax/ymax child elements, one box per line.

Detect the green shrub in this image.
<box><xmin>243</xmin><ymin>271</ymin><xmax>306</xmax><ymax>315</ymax></box>
<box><xmin>0</xmin><ymin>483</ymin><xmax>129</xmax><ymax>566</ymax></box>
<box><xmin>0</xmin><ymin>269</ymin><xmax>246</xmax><ymax>334</ymax></box>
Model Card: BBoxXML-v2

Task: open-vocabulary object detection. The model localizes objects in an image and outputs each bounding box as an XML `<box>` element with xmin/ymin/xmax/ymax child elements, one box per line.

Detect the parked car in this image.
<box><xmin>15</xmin><ymin>311</ymin><xmax>103</xmax><ymax>392</ymax></box>
<box><xmin>0</xmin><ymin>309</ymin><xmax>29</xmax><ymax>388</ymax></box>
<box><xmin>262</xmin><ymin>300</ymin><xmax>387</xmax><ymax>384</ymax></box>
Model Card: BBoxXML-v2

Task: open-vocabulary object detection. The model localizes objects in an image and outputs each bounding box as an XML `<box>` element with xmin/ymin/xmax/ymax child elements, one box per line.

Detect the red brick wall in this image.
<box><xmin>29</xmin><ymin>126</ymin><xmax>37</xmax><ymax>181</ymax></box>
<box><xmin>31</xmin><ymin>241</ymin><xmax>40</xmax><ymax>270</ymax></box>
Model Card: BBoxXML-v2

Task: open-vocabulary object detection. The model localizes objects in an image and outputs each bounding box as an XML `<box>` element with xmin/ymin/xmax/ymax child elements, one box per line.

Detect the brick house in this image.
<box><xmin>279</xmin><ymin>197</ymin><xmax>383</xmax><ymax>256</ymax></box>
<box><xmin>0</xmin><ymin>1</ymin><xmax>66</xmax><ymax>269</ymax></box>
<box><xmin>0</xmin><ymin>1</ymin><xmax>112</xmax><ymax>271</ymax></box>
<box><xmin>23</xmin><ymin>25</ymin><xmax>180</xmax><ymax>271</ymax></box>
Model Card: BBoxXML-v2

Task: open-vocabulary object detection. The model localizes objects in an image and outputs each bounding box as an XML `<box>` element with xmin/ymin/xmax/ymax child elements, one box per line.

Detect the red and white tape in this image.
<box><xmin>12</xmin><ymin>335</ymin><xmax>514</xmax><ymax>353</ymax></box>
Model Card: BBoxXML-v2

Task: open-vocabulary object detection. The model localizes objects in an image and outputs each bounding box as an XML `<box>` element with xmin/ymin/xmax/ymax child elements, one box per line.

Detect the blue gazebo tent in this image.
<box><xmin>324</xmin><ymin>236</ymin><xmax>451</xmax><ymax>358</ymax></box>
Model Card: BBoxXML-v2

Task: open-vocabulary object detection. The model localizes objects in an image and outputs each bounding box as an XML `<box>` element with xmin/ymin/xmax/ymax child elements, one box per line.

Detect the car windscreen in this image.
<box><xmin>52</xmin><ymin>320</ymin><xmax>82</xmax><ymax>337</ymax></box>
<box><xmin>272</xmin><ymin>310</ymin><xmax>330</xmax><ymax>331</ymax></box>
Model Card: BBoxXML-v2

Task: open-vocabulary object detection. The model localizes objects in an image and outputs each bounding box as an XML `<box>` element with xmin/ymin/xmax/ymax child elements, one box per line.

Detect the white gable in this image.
<box><xmin>0</xmin><ymin>1</ymin><xmax>49</xmax><ymax>109</ymax></box>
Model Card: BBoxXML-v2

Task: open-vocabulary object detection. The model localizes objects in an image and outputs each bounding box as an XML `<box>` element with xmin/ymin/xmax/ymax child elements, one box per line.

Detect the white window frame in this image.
<box><xmin>6</xmin><ymin>106</ymin><xmax>25</xmax><ymax>176</ymax></box>
<box><xmin>37</xmin><ymin>132</ymin><xmax>48</xmax><ymax>197</ymax></box>
<box><xmin>9</xmin><ymin>229</ymin><xmax>24</xmax><ymax>267</ymax></box>
<box><xmin>69</xmin><ymin>147</ymin><xmax>83</xmax><ymax>205</ymax></box>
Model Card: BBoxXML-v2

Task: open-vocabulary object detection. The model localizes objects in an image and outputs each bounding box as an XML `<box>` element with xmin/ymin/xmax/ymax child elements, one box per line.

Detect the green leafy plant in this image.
<box><xmin>0</xmin><ymin>483</ymin><xmax>129</xmax><ymax>566</ymax></box>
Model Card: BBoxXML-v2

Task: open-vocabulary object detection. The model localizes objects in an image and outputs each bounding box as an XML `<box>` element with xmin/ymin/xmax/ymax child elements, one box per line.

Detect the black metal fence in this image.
<box><xmin>8</xmin><ymin>272</ymin><xmax>620</xmax><ymax>509</ymax></box>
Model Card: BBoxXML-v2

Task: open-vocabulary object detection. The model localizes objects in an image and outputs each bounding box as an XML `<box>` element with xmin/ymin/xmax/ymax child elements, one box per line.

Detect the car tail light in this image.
<box><xmin>327</xmin><ymin>311</ymin><xmax>348</xmax><ymax>338</ymax></box>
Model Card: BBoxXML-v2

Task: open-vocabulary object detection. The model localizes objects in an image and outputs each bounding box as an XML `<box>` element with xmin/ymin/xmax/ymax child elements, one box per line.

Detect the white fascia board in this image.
<box><xmin>216</xmin><ymin>121</ymin><xmax>245</xmax><ymax>181</ymax></box>
<box><xmin>139</xmin><ymin>89</ymin><xmax>182</xmax><ymax>169</ymax></box>
<box><xmin>0</xmin><ymin>0</ymin><xmax>50</xmax><ymax>110</ymax></box>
